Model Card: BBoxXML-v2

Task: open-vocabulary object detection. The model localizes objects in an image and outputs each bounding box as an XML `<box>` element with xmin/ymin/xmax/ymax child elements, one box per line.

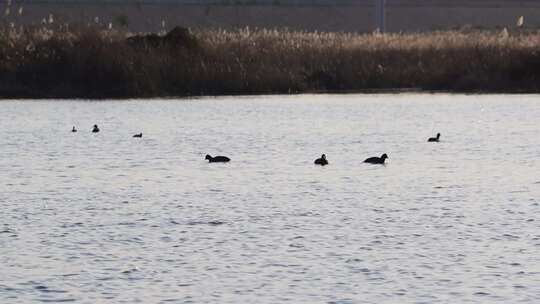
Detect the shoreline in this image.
<box><xmin>1</xmin><ymin>90</ymin><xmax>538</xmax><ymax>100</ymax></box>
<box><xmin>2</xmin><ymin>88</ymin><xmax>539</xmax><ymax>100</ymax></box>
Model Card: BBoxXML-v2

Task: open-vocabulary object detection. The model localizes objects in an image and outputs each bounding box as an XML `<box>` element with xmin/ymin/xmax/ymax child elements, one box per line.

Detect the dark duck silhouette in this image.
<box><xmin>205</xmin><ymin>154</ymin><xmax>230</xmax><ymax>163</ymax></box>
<box><xmin>133</xmin><ymin>133</ymin><xmax>143</xmax><ymax>138</ymax></box>
<box><xmin>428</xmin><ymin>133</ymin><xmax>441</xmax><ymax>142</ymax></box>
<box><xmin>71</xmin><ymin>126</ymin><xmax>77</xmax><ymax>133</ymax></box>
<box><xmin>92</xmin><ymin>124</ymin><xmax>100</xmax><ymax>133</ymax></box>
<box><xmin>364</xmin><ymin>153</ymin><xmax>388</xmax><ymax>164</ymax></box>
<box><xmin>314</xmin><ymin>154</ymin><xmax>328</xmax><ymax>166</ymax></box>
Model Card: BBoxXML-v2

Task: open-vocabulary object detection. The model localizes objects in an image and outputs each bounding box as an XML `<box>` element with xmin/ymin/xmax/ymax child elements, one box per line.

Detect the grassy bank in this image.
<box><xmin>1</xmin><ymin>24</ymin><xmax>540</xmax><ymax>98</ymax></box>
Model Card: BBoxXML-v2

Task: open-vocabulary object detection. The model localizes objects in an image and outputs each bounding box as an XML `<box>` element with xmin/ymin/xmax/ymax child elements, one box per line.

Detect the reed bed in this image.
<box><xmin>1</xmin><ymin>24</ymin><xmax>540</xmax><ymax>98</ymax></box>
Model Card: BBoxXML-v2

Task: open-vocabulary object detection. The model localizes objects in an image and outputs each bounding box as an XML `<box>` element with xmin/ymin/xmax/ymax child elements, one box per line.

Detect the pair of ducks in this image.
<box><xmin>72</xmin><ymin>125</ymin><xmax>100</xmax><ymax>133</ymax></box>
<box><xmin>72</xmin><ymin>125</ymin><xmax>143</xmax><ymax>138</ymax></box>
<box><xmin>313</xmin><ymin>133</ymin><xmax>441</xmax><ymax>166</ymax></box>
<box><xmin>71</xmin><ymin>126</ymin><xmax>96</xmax><ymax>133</ymax></box>
<box><xmin>314</xmin><ymin>153</ymin><xmax>388</xmax><ymax>166</ymax></box>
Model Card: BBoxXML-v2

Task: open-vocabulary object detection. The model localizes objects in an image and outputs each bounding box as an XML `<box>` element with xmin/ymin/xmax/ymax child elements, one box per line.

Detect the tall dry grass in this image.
<box><xmin>1</xmin><ymin>24</ymin><xmax>540</xmax><ymax>98</ymax></box>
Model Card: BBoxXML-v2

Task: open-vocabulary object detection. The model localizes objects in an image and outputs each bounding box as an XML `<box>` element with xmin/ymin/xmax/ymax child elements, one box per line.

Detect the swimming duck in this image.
<box><xmin>205</xmin><ymin>154</ymin><xmax>230</xmax><ymax>163</ymax></box>
<box><xmin>133</xmin><ymin>133</ymin><xmax>142</xmax><ymax>138</ymax></box>
<box><xmin>364</xmin><ymin>153</ymin><xmax>388</xmax><ymax>164</ymax></box>
<box><xmin>71</xmin><ymin>126</ymin><xmax>77</xmax><ymax>133</ymax></box>
<box><xmin>428</xmin><ymin>133</ymin><xmax>440</xmax><ymax>142</ymax></box>
<box><xmin>314</xmin><ymin>154</ymin><xmax>328</xmax><ymax>166</ymax></box>
<box><xmin>92</xmin><ymin>124</ymin><xmax>100</xmax><ymax>133</ymax></box>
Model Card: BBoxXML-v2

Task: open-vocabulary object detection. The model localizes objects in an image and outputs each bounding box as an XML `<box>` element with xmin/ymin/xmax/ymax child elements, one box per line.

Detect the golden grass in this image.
<box><xmin>1</xmin><ymin>24</ymin><xmax>540</xmax><ymax>98</ymax></box>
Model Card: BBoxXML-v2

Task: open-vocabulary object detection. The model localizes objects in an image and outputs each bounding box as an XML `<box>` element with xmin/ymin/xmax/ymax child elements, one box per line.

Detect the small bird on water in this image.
<box><xmin>314</xmin><ymin>154</ymin><xmax>328</xmax><ymax>166</ymax></box>
<box><xmin>133</xmin><ymin>133</ymin><xmax>142</xmax><ymax>138</ymax></box>
<box><xmin>428</xmin><ymin>133</ymin><xmax>440</xmax><ymax>142</ymax></box>
<box><xmin>364</xmin><ymin>153</ymin><xmax>388</xmax><ymax>165</ymax></box>
<box><xmin>71</xmin><ymin>126</ymin><xmax>77</xmax><ymax>133</ymax></box>
<box><xmin>92</xmin><ymin>124</ymin><xmax>100</xmax><ymax>133</ymax></box>
<box><xmin>205</xmin><ymin>154</ymin><xmax>231</xmax><ymax>163</ymax></box>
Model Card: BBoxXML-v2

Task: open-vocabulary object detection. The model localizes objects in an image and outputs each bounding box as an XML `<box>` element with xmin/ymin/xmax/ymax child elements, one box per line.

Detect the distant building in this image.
<box><xmin>1</xmin><ymin>0</ymin><xmax>539</xmax><ymax>32</ymax></box>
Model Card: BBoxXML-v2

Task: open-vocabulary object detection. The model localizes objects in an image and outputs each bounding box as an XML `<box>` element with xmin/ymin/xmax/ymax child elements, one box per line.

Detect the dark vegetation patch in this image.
<box><xmin>1</xmin><ymin>25</ymin><xmax>540</xmax><ymax>98</ymax></box>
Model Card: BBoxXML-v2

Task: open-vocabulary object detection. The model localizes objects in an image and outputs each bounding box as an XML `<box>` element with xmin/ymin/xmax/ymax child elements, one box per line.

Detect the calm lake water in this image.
<box><xmin>1</xmin><ymin>94</ymin><xmax>539</xmax><ymax>303</ymax></box>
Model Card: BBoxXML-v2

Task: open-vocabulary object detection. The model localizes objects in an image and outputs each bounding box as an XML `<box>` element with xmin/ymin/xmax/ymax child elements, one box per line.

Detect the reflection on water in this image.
<box><xmin>0</xmin><ymin>94</ymin><xmax>539</xmax><ymax>303</ymax></box>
